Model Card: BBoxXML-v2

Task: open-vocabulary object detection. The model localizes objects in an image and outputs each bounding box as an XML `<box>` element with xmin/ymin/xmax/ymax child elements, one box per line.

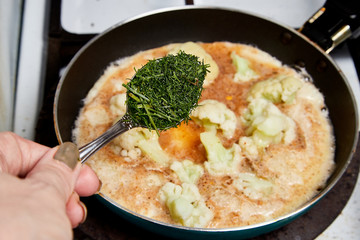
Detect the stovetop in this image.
<box><xmin>15</xmin><ymin>0</ymin><xmax>360</xmax><ymax>239</ymax></box>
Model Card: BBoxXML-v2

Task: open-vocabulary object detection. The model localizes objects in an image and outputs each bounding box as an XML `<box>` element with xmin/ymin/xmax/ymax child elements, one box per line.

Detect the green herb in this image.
<box><xmin>122</xmin><ymin>51</ymin><xmax>209</xmax><ymax>134</ymax></box>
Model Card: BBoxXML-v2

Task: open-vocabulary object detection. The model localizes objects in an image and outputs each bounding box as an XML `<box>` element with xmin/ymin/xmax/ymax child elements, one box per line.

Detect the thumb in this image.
<box><xmin>26</xmin><ymin>143</ymin><xmax>81</xmax><ymax>203</ymax></box>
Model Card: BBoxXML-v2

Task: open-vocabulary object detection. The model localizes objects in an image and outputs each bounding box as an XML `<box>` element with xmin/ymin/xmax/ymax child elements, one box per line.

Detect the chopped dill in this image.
<box><xmin>122</xmin><ymin>51</ymin><xmax>209</xmax><ymax>133</ymax></box>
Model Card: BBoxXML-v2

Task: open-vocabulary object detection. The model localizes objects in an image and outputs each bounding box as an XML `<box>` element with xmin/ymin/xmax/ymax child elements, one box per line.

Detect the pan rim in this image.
<box><xmin>54</xmin><ymin>5</ymin><xmax>359</xmax><ymax>142</ymax></box>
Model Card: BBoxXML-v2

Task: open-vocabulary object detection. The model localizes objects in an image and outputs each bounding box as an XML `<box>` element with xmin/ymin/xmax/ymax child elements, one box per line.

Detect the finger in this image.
<box><xmin>0</xmin><ymin>132</ymin><xmax>50</xmax><ymax>176</ymax></box>
<box><xmin>75</xmin><ymin>164</ymin><xmax>101</xmax><ymax>196</ymax></box>
<box><xmin>54</xmin><ymin>142</ymin><xmax>100</xmax><ymax>196</ymax></box>
<box><xmin>66</xmin><ymin>192</ymin><xmax>87</xmax><ymax>228</ymax></box>
<box><xmin>26</xmin><ymin>147</ymin><xmax>81</xmax><ymax>202</ymax></box>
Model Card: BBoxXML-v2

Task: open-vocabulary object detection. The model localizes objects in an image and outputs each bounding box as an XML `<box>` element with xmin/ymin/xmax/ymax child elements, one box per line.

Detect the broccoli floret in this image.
<box><xmin>191</xmin><ymin>99</ymin><xmax>237</xmax><ymax>139</ymax></box>
<box><xmin>231</xmin><ymin>51</ymin><xmax>259</xmax><ymax>82</ymax></box>
<box><xmin>158</xmin><ymin>182</ymin><xmax>213</xmax><ymax>227</ymax></box>
<box><xmin>200</xmin><ymin>131</ymin><xmax>242</xmax><ymax>176</ymax></box>
<box><xmin>112</xmin><ymin>128</ymin><xmax>170</xmax><ymax>165</ymax></box>
<box><xmin>170</xmin><ymin>160</ymin><xmax>204</xmax><ymax>184</ymax></box>
<box><xmin>248</xmin><ymin>74</ymin><xmax>303</xmax><ymax>104</ymax></box>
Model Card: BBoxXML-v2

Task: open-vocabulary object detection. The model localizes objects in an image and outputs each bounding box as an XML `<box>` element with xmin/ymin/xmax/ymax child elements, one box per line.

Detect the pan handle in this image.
<box><xmin>299</xmin><ymin>0</ymin><xmax>360</xmax><ymax>53</ymax></box>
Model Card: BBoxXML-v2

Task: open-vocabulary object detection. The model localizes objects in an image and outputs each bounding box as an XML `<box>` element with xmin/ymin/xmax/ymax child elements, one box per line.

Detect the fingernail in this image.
<box><xmin>96</xmin><ymin>180</ymin><xmax>103</xmax><ymax>194</ymax></box>
<box><xmin>54</xmin><ymin>142</ymin><xmax>80</xmax><ymax>170</ymax></box>
<box><xmin>79</xmin><ymin>201</ymin><xmax>88</xmax><ymax>224</ymax></box>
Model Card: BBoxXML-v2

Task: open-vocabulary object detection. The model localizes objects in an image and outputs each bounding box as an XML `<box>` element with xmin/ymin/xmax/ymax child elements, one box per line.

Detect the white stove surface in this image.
<box><xmin>61</xmin><ymin>0</ymin><xmax>326</xmax><ymax>34</ymax></box>
<box><xmin>15</xmin><ymin>0</ymin><xmax>360</xmax><ymax>239</ymax></box>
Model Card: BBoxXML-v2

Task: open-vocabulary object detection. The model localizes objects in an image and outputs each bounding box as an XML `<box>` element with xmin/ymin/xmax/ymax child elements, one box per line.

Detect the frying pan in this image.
<box><xmin>54</xmin><ymin>1</ymin><xmax>360</xmax><ymax>239</ymax></box>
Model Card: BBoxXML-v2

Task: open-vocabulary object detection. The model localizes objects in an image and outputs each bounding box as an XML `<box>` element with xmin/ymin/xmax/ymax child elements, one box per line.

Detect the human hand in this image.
<box><xmin>0</xmin><ymin>132</ymin><xmax>101</xmax><ymax>239</ymax></box>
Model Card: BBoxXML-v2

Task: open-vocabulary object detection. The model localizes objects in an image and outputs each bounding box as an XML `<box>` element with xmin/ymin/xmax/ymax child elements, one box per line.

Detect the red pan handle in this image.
<box><xmin>299</xmin><ymin>0</ymin><xmax>360</xmax><ymax>53</ymax></box>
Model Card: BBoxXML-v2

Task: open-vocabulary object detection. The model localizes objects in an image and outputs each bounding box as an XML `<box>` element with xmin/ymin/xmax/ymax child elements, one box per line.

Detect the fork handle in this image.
<box><xmin>79</xmin><ymin>115</ymin><xmax>134</xmax><ymax>163</ymax></box>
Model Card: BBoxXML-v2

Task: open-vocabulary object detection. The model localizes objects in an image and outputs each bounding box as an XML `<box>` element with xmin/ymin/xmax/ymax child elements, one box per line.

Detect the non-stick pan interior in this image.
<box><xmin>54</xmin><ymin>6</ymin><xmax>358</xmax><ymax>237</ymax></box>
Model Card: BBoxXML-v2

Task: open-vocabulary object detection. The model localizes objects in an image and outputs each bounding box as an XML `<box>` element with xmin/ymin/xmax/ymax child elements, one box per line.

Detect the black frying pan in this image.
<box><xmin>54</xmin><ymin>2</ymin><xmax>359</xmax><ymax>239</ymax></box>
